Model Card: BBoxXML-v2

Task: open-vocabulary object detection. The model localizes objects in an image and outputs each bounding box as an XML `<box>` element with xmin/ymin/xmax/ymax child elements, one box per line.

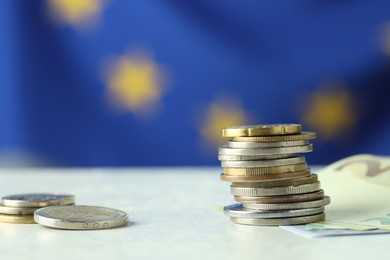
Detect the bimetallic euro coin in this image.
<box><xmin>34</xmin><ymin>205</ymin><xmax>128</xmax><ymax>230</ymax></box>
<box><xmin>1</xmin><ymin>193</ymin><xmax>75</xmax><ymax>207</ymax></box>
<box><xmin>230</xmin><ymin>182</ymin><xmax>321</xmax><ymax>196</ymax></box>
<box><xmin>230</xmin><ymin>213</ymin><xmax>325</xmax><ymax>226</ymax></box>
<box><xmin>222</xmin><ymin>124</ymin><xmax>302</xmax><ymax>137</ymax></box>
<box><xmin>224</xmin><ymin>203</ymin><xmax>324</xmax><ymax>219</ymax></box>
<box><xmin>243</xmin><ymin>196</ymin><xmax>331</xmax><ymax>210</ymax></box>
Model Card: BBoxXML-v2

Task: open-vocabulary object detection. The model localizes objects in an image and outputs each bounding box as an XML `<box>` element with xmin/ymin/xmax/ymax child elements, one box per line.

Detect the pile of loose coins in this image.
<box><xmin>219</xmin><ymin>124</ymin><xmax>331</xmax><ymax>226</ymax></box>
<box><xmin>0</xmin><ymin>193</ymin><xmax>128</xmax><ymax>229</ymax></box>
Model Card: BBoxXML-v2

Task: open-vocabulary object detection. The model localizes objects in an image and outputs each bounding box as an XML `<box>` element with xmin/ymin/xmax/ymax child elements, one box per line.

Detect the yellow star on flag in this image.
<box><xmin>47</xmin><ymin>0</ymin><xmax>105</xmax><ymax>28</ymax></box>
<box><xmin>301</xmin><ymin>85</ymin><xmax>358</xmax><ymax>140</ymax></box>
<box><xmin>200</xmin><ymin>97</ymin><xmax>251</xmax><ymax>147</ymax></box>
<box><xmin>105</xmin><ymin>50</ymin><xmax>166</xmax><ymax>116</ymax></box>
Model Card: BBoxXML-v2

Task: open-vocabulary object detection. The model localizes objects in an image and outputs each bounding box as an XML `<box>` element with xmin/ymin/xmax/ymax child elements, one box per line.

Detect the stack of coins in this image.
<box><xmin>0</xmin><ymin>193</ymin><xmax>75</xmax><ymax>224</ymax></box>
<box><xmin>219</xmin><ymin>124</ymin><xmax>330</xmax><ymax>226</ymax></box>
<box><xmin>0</xmin><ymin>193</ymin><xmax>129</xmax><ymax>230</ymax></box>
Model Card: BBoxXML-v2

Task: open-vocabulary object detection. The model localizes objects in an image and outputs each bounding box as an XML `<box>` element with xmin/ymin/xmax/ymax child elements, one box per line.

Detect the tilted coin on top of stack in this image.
<box><xmin>219</xmin><ymin>124</ymin><xmax>331</xmax><ymax>226</ymax></box>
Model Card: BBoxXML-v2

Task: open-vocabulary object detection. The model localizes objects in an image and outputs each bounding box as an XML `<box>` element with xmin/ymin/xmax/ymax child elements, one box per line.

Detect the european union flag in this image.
<box><xmin>1</xmin><ymin>0</ymin><xmax>390</xmax><ymax>166</ymax></box>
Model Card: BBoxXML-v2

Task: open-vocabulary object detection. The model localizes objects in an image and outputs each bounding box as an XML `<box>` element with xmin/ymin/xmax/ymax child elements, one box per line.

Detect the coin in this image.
<box><xmin>243</xmin><ymin>196</ymin><xmax>331</xmax><ymax>210</ymax></box>
<box><xmin>1</xmin><ymin>193</ymin><xmax>75</xmax><ymax>207</ymax></box>
<box><xmin>0</xmin><ymin>204</ymin><xmax>40</xmax><ymax>215</ymax></box>
<box><xmin>222</xmin><ymin>124</ymin><xmax>302</xmax><ymax>137</ymax></box>
<box><xmin>231</xmin><ymin>132</ymin><xmax>317</xmax><ymax>142</ymax></box>
<box><xmin>218</xmin><ymin>154</ymin><xmax>294</xmax><ymax>161</ymax></box>
<box><xmin>230</xmin><ymin>213</ymin><xmax>325</xmax><ymax>226</ymax></box>
<box><xmin>231</xmin><ymin>174</ymin><xmax>318</xmax><ymax>187</ymax></box>
<box><xmin>219</xmin><ymin>144</ymin><xmax>313</xmax><ymax>156</ymax></box>
<box><xmin>230</xmin><ymin>182</ymin><xmax>321</xmax><ymax>196</ymax></box>
<box><xmin>0</xmin><ymin>214</ymin><xmax>36</xmax><ymax>224</ymax></box>
<box><xmin>226</xmin><ymin>140</ymin><xmax>309</xmax><ymax>149</ymax></box>
<box><xmin>234</xmin><ymin>190</ymin><xmax>325</xmax><ymax>203</ymax></box>
<box><xmin>221</xmin><ymin>156</ymin><xmax>305</xmax><ymax>168</ymax></box>
<box><xmin>220</xmin><ymin>170</ymin><xmax>312</xmax><ymax>182</ymax></box>
<box><xmin>223</xmin><ymin>162</ymin><xmax>308</xmax><ymax>176</ymax></box>
<box><xmin>224</xmin><ymin>203</ymin><xmax>324</xmax><ymax>218</ymax></box>
<box><xmin>34</xmin><ymin>205</ymin><xmax>128</xmax><ymax>230</ymax></box>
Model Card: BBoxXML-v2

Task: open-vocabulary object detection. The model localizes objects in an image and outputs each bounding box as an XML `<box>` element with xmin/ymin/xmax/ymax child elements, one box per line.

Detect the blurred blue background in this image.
<box><xmin>1</xmin><ymin>0</ymin><xmax>390</xmax><ymax>166</ymax></box>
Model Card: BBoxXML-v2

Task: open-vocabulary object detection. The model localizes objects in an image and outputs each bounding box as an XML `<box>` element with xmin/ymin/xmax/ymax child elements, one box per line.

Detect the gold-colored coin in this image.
<box><xmin>231</xmin><ymin>174</ymin><xmax>318</xmax><ymax>187</ymax></box>
<box><xmin>222</xmin><ymin>124</ymin><xmax>302</xmax><ymax>137</ymax></box>
<box><xmin>220</xmin><ymin>170</ymin><xmax>311</xmax><ymax>182</ymax></box>
<box><xmin>0</xmin><ymin>214</ymin><xmax>36</xmax><ymax>224</ymax></box>
<box><xmin>231</xmin><ymin>132</ymin><xmax>316</xmax><ymax>142</ymax></box>
<box><xmin>223</xmin><ymin>162</ymin><xmax>307</xmax><ymax>176</ymax></box>
<box><xmin>234</xmin><ymin>190</ymin><xmax>324</xmax><ymax>203</ymax></box>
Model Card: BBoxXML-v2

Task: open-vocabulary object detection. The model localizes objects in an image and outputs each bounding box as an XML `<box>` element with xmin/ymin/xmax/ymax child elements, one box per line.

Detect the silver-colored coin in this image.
<box><xmin>221</xmin><ymin>156</ymin><xmax>305</xmax><ymax>168</ymax></box>
<box><xmin>230</xmin><ymin>213</ymin><xmax>325</xmax><ymax>226</ymax></box>
<box><xmin>243</xmin><ymin>196</ymin><xmax>331</xmax><ymax>210</ymax></box>
<box><xmin>218</xmin><ymin>144</ymin><xmax>313</xmax><ymax>156</ymax></box>
<box><xmin>34</xmin><ymin>205</ymin><xmax>128</xmax><ymax>230</ymax></box>
<box><xmin>231</xmin><ymin>174</ymin><xmax>318</xmax><ymax>188</ymax></box>
<box><xmin>218</xmin><ymin>154</ymin><xmax>294</xmax><ymax>161</ymax></box>
<box><xmin>224</xmin><ymin>203</ymin><xmax>324</xmax><ymax>219</ymax></box>
<box><xmin>235</xmin><ymin>190</ymin><xmax>324</xmax><ymax>203</ymax></box>
<box><xmin>227</xmin><ymin>140</ymin><xmax>309</xmax><ymax>149</ymax></box>
<box><xmin>231</xmin><ymin>182</ymin><xmax>321</xmax><ymax>196</ymax></box>
<box><xmin>0</xmin><ymin>203</ymin><xmax>40</xmax><ymax>215</ymax></box>
<box><xmin>1</xmin><ymin>193</ymin><xmax>75</xmax><ymax>207</ymax></box>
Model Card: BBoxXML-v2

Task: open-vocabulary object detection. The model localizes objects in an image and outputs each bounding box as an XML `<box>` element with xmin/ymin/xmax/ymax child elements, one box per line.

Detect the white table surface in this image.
<box><xmin>0</xmin><ymin>167</ymin><xmax>389</xmax><ymax>260</ymax></box>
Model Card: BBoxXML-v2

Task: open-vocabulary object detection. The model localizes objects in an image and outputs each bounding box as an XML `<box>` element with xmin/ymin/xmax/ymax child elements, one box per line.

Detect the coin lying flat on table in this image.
<box><xmin>231</xmin><ymin>132</ymin><xmax>317</xmax><ymax>142</ymax></box>
<box><xmin>224</xmin><ymin>203</ymin><xmax>324</xmax><ymax>219</ymax></box>
<box><xmin>34</xmin><ymin>205</ymin><xmax>128</xmax><ymax>230</ymax></box>
<box><xmin>0</xmin><ymin>213</ymin><xmax>36</xmax><ymax>224</ymax></box>
<box><xmin>222</xmin><ymin>124</ymin><xmax>302</xmax><ymax>137</ymax></box>
<box><xmin>230</xmin><ymin>213</ymin><xmax>325</xmax><ymax>226</ymax></box>
<box><xmin>1</xmin><ymin>193</ymin><xmax>75</xmax><ymax>207</ymax></box>
<box><xmin>243</xmin><ymin>196</ymin><xmax>331</xmax><ymax>210</ymax></box>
